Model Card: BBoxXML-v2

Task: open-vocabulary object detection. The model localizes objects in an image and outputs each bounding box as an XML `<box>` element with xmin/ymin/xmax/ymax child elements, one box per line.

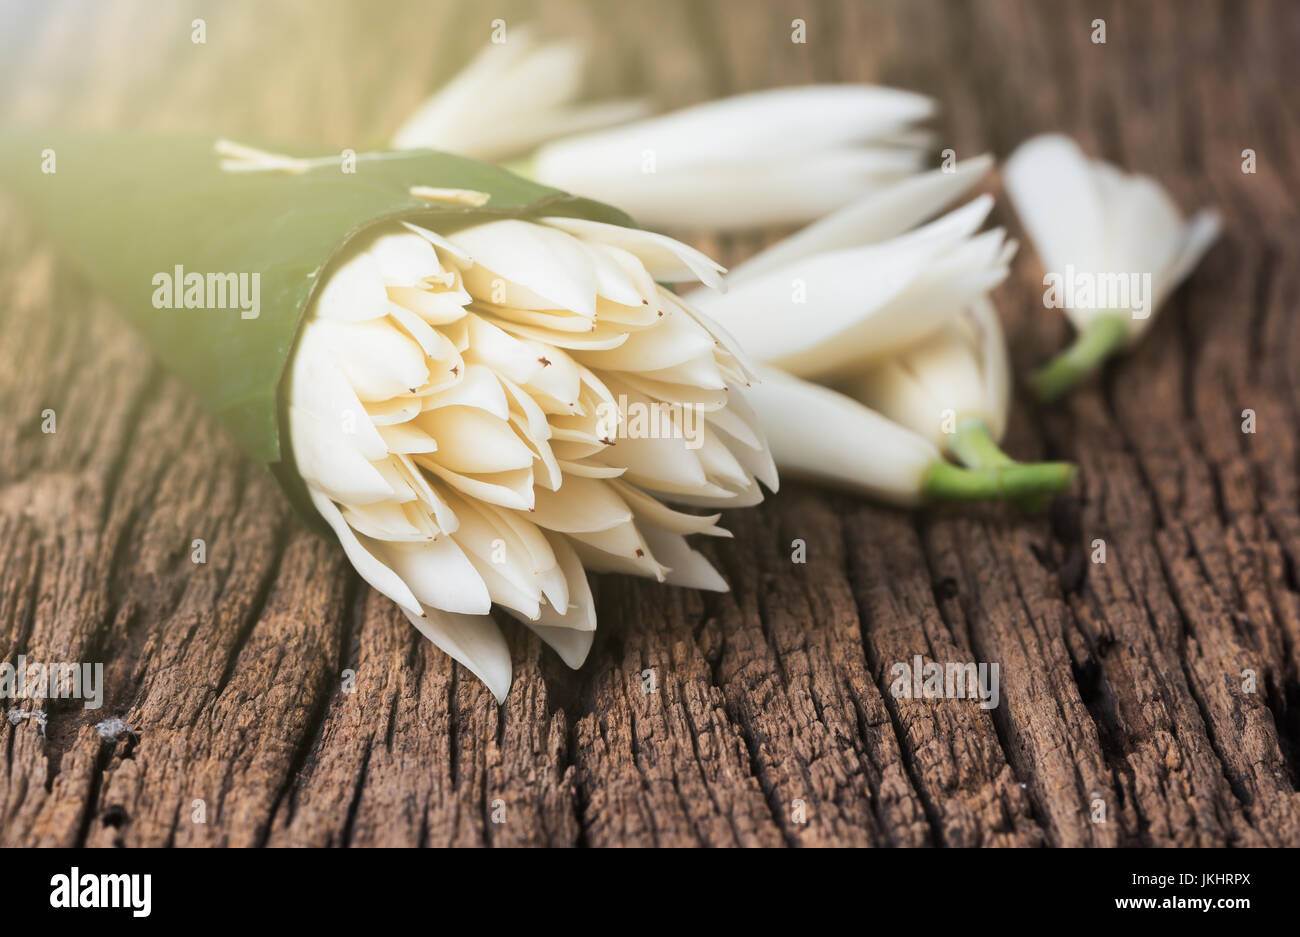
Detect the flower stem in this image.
<box><xmin>950</xmin><ymin>418</ymin><xmax>1015</xmax><ymax>470</ymax></box>
<box><xmin>949</xmin><ymin>418</ymin><xmax>1064</xmax><ymax>512</ymax></box>
<box><xmin>1031</xmin><ymin>313</ymin><xmax>1129</xmax><ymax>403</ymax></box>
<box><xmin>920</xmin><ymin>460</ymin><xmax>1077</xmax><ymax>503</ymax></box>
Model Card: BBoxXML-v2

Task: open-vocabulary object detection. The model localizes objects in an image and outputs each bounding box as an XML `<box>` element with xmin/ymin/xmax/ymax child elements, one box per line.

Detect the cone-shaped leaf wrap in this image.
<box><xmin>0</xmin><ymin>130</ymin><xmax>631</xmax><ymax>521</ymax></box>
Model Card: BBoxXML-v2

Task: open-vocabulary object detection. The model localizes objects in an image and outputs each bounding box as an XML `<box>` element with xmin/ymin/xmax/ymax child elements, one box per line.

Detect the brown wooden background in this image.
<box><xmin>1</xmin><ymin>0</ymin><xmax>1298</xmax><ymax>847</ymax></box>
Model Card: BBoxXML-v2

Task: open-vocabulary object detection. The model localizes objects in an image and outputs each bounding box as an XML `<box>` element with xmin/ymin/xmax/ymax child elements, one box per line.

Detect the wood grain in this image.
<box><xmin>1</xmin><ymin>0</ymin><xmax>1298</xmax><ymax>847</ymax></box>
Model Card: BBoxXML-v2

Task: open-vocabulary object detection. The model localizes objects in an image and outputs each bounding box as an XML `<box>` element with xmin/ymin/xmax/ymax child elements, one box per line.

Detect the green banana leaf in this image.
<box><xmin>0</xmin><ymin>131</ymin><xmax>633</xmax><ymax>525</ymax></box>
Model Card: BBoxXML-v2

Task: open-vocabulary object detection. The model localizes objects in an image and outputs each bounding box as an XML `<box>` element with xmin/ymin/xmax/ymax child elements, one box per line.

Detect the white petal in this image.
<box><xmin>384</xmin><ymin>300</ymin><xmax>454</xmax><ymax>359</ymax></box>
<box><xmin>543</xmin><ymin>533</ymin><xmax>596</xmax><ymax>631</ymax></box>
<box><xmin>639</xmin><ymin>526</ymin><xmax>728</xmax><ymax>592</ymax></box>
<box><xmin>387</xmin><ymin>286</ymin><xmax>470</xmax><ymax>325</ymax></box>
<box><xmin>289</xmin><ymin>407</ymin><xmax>395</xmax><ymax>504</ymax></box>
<box><xmin>403</xmin><ymin>606</ymin><xmax>512</xmax><ymax>704</ymax></box>
<box><xmin>557</xmin><ymin>460</ymin><xmax>627</xmax><ymax>479</ymax></box>
<box><xmin>488</xmin><ymin>316</ymin><xmax>631</xmax><ymax>351</ymax></box>
<box><xmin>341</xmin><ymin>501</ymin><xmax>436</xmax><ymax>542</ymax></box>
<box><xmin>393</xmin><ymin>456</ymin><xmax>459</xmax><ymax>533</ymax></box>
<box><xmin>313</xmin><ymin>318</ymin><xmax>429</xmax><ymax>401</ymax></box>
<box><xmin>501</xmin><ymin>533</ymin><xmax>595</xmax><ymax>633</ymax></box>
<box><xmin>401</xmin><ymin>222</ymin><xmax>474</xmax><ymax>266</ymax></box>
<box><xmin>533</xmin><ymin>86</ymin><xmax>935</xmax><ymax>228</ymax></box>
<box><xmin>378</xmin><ymin>537</ymin><xmax>493</xmax><ymax>615</ymax></box>
<box><xmin>289</xmin><ymin>330</ymin><xmax>388</xmax><ymax>461</ymax></box>
<box><xmin>440</xmin><ymin>497</ymin><xmax>544</xmax><ymax>620</ymax></box>
<box><xmin>721</xmin><ymin>156</ymin><xmax>994</xmax><ymax>285</ymax></box>
<box><xmin>577</xmin><ymin>306</ymin><xmax>716</xmax><ymax>372</ymax></box>
<box><xmin>695</xmin><ymin>427</ymin><xmax>752</xmax><ymax>489</ymax></box>
<box><xmin>707</xmin><ymin>384</ymin><xmax>770</xmax><ymax>453</ymax></box>
<box><xmin>597</xmin><ymin>432</ymin><xmax>710</xmax><ymax>496</ymax></box>
<box><xmin>609</xmin><ymin>478</ymin><xmax>728</xmax><ymax>537</ymax></box>
<box><xmin>515</xmin><ymin>616</ymin><xmax>595</xmax><ymax>669</ymax></box>
<box><xmin>419</xmin><ymin>406</ymin><xmax>535</xmax><ymax>474</ymax></box>
<box><xmin>530</xmin><ymin>475</ymin><xmax>632</xmax><ymax>533</ymax></box>
<box><xmin>1007</xmin><ymin>134</ymin><xmax>1221</xmax><ymax>339</ymax></box>
<box><xmin>478</xmin><ymin>502</ymin><xmax>563</xmax><ymax>605</ymax></box>
<box><xmin>542</xmin><ymin>84</ymin><xmax>930</xmax><ymax>161</ymax></box>
<box><xmin>747</xmin><ymin>367</ymin><xmax>938</xmax><ymax>505</ymax></box>
<box><xmin>522</xmin><ymin>344</ymin><xmax>583</xmax><ymax>410</ymax></box>
<box><xmin>365</xmin><ymin>397</ymin><xmax>422</xmax><ymax>426</ymax></box>
<box><xmin>377</xmin><ymin>421</ymin><xmax>438</xmax><ymax>455</ymax></box>
<box><xmin>483</xmin><ymin>304</ymin><xmax>596</xmax><ymax>334</ymax></box>
<box><xmin>540</xmin><ymin>216</ymin><xmax>725</xmax><ymax>288</ymax></box>
<box><xmin>452</xmin><ymin>220</ymin><xmax>598</xmax><ymax>318</ymax></box>
<box><xmin>452</xmin><ymin>98</ymin><xmax>649</xmax><ymax>161</ymax></box>
<box><xmin>390</xmin><ymin>26</ymin><xmax>558</xmax><ymax>154</ymax></box>
<box><xmin>583</xmin><ymin>239</ymin><xmax>651</xmax><ymax>307</ymax></box>
<box><xmin>697</xmin><ymin>198</ymin><xmax>995</xmax><ymax>374</ymax></box>
<box><xmin>365</xmin><ymin>231</ymin><xmax>444</xmax><ymax>286</ymax></box>
<box><xmin>1097</xmin><ymin>167</ymin><xmax>1185</xmax><ymax>311</ymax></box>
<box><xmin>840</xmin><ymin>358</ymin><xmax>942</xmax><ymax>449</ymax></box>
<box><xmin>313</xmin><ymin>250</ymin><xmax>390</xmax><ymax>322</ymax></box>
<box><xmin>1003</xmin><ymin>134</ymin><xmax>1108</xmax><ymax>277</ymax></box>
<box><xmin>422</xmin><ymin>364</ymin><xmax>509</xmax><ymax>419</ymax></box>
<box><xmin>715</xmin><ymin>420</ymin><xmax>779</xmax><ymax>493</ymax></box>
<box><xmin>541</xmin><ymin>150</ymin><xmax>927</xmax><ymax>230</ymax></box>
<box><xmin>568</xmin><ymin>529</ymin><xmax>667</xmax><ymax>581</ymax></box>
<box><xmin>464</xmin><ymin>315</ymin><xmax>543</xmax><ymax>385</ymax></box>
<box><xmin>366</xmin><ymin>459</ymin><xmax>416</xmax><ymax>503</ymax></box>
<box><xmin>419</xmin><ymin>461</ymin><xmax>534</xmax><ymax>511</ymax></box>
<box><xmin>969</xmin><ymin>298</ymin><xmax>1010</xmax><ymax>441</ymax></box>
<box><xmin>309</xmin><ymin>489</ymin><xmax>423</xmax><ymax>617</ymax></box>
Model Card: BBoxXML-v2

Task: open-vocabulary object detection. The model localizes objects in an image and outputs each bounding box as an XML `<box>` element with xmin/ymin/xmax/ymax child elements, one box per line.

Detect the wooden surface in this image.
<box><xmin>2</xmin><ymin>0</ymin><xmax>1299</xmax><ymax>847</ymax></box>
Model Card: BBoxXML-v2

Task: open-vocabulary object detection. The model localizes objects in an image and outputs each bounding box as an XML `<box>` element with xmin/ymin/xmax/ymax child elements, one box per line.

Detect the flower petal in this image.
<box><xmin>402</xmin><ymin>606</ymin><xmax>512</xmax><ymax>704</ymax></box>
<box><xmin>377</xmin><ymin>537</ymin><xmax>492</xmax><ymax>615</ymax></box>
<box><xmin>747</xmin><ymin>366</ymin><xmax>938</xmax><ymax>505</ymax></box>
<box><xmin>721</xmin><ymin>155</ymin><xmax>994</xmax><ymax>285</ymax></box>
<box><xmin>541</xmin><ymin>216</ymin><xmax>725</xmax><ymax>287</ymax></box>
<box><xmin>309</xmin><ymin>489</ymin><xmax>423</xmax><ymax>617</ymax></box>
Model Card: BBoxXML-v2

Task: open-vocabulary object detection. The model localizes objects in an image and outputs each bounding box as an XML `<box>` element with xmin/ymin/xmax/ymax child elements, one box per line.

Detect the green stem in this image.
<box><xmin>948</xmin><ymin>417</ymin><xmax>1071</xmax><ymax>512</ymax></box>
<box><xmin>921</xmin><ymin>460</ymin><xmax>1077</xmax><ymax>503</ymax></box>
<box><xmin>950</xmin><ymin>418</ymin><xmax>1015</xmax><ymax>469</ymax></box>
<box><xmin>1031</xmin><ymin>313</ymin><xmax>1129</xmax><ymax>403</ymax></box>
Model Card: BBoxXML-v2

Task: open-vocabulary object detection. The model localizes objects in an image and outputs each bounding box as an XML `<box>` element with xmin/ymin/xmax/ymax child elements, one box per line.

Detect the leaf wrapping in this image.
<box><xmin>0</xmin><ymin>131</ymin><xmax>632</xmax><ymax>523</ymax></box>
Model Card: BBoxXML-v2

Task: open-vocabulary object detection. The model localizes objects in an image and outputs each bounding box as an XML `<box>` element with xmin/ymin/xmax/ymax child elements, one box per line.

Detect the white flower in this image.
<box><xmin>693</xmin><ymin>166</ymin><xmax>1007</xmax><ymax>379</ymax></box>
<box><xmin>838</xmin><ymin>298</ymin><xmax>1010</xmax><ymax>456</ymax></box>
<box><xmin>530</xmin><ymin>85</ymin><xmax>936</xmax><ymax>230</ymax></box>
<box><xmin>745</xmin><ymin>362</ymin><xmax>1065</xmax><ymax>506</ymax></box>
<box><xmin>391</xmin><ymin>31</ymin><xmax>934</xmax><ymax>230</ymax></box>
<box><xmin>744</xmin><ymin>364</ymin><xmax>946</xmax><ymax>506</ymax></box>
<box><xmin>690</xmin><ymin>159</ymin><xmax>1071</xmax><ymax>504</ymax></box>
<box><xmin>390</xmin><ymin>27</ymin><xmax>648</xmax><ymax>160</ymax></box>
<box><xmin>1003</xmin><ymin>133</ymin><xmax>1222</xmax><ymax>400</ymax></box>
<box><xmin>289</xmin><ymin>217</ymin><xmax>775</xmax><ymax>701</ymax></box>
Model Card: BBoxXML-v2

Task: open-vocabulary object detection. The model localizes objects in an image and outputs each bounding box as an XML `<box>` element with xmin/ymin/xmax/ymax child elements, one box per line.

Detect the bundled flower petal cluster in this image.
<box><xmin>289</xmin><ymin>216</ymin><xmax>775</xmax><ymax>700</ymax></box>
